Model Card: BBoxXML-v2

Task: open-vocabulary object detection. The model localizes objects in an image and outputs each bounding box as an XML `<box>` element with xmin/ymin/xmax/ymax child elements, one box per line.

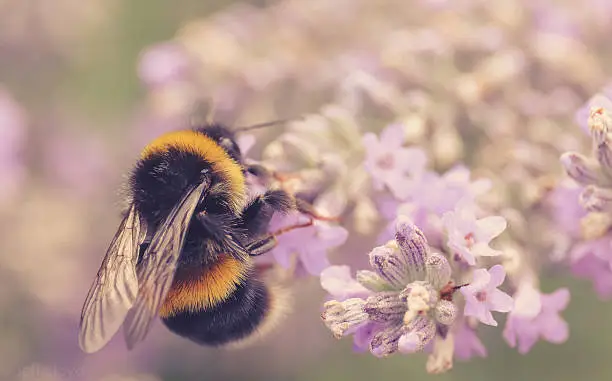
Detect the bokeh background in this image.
<box><xmin>2</xmin><ymin>0</ymin><xmax>612</xmax><ymax>380</ymax></box>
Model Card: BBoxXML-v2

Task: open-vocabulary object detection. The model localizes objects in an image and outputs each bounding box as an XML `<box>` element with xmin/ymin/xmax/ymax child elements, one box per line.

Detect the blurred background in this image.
<box><xmin>1</xmin><ymin>0</ymin><xmax>612</xmax><ymax>380</ymax></box>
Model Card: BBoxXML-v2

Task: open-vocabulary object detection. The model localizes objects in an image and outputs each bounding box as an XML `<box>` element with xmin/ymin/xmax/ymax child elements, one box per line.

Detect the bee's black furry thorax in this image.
<box><xmin>130</xmin><ymin>148</ymin><xmax>217</xmax><ymax>228</ymax></box>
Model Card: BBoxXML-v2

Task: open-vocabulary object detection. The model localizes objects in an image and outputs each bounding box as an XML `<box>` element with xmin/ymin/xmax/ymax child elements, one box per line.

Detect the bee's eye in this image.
<box><xmin>200</xmin><ymin>168</ymin><xmax>210</xmax><ymax>181</ymax></box>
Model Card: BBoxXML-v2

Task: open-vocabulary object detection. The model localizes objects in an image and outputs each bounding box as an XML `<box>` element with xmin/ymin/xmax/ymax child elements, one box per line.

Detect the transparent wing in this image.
<box><xmin>78</xmin><ymin>204</ymin><xmax>147</xmax><ymax>353</ymax></box>
<box><xmin>123</xmin><ymin>181</ymin><xmax>207</xmax><ymax>349</ymax></box>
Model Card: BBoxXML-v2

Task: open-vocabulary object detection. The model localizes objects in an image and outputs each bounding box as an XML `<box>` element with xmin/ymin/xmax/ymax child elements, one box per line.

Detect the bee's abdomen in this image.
<box><xmin>158</xmin><ymin>254</ymin><xmax>248</xmax><ymax>318</ymax></box>
<box><xmin>161</xmin><ymin>274</ymin><xmax>270</xmax><ymax>346</ymax></box>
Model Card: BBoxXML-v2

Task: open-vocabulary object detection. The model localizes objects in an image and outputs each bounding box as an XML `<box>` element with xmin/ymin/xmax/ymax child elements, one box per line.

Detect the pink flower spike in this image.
<box><xmin>443</xmin><ymin>199</ymin><xmax>507</xmax><ymax>266</ymax></box>
<box><xmin>461</xmin><ymin>265</ymin><xmax>513</xmax><ymax>326</ymax></box>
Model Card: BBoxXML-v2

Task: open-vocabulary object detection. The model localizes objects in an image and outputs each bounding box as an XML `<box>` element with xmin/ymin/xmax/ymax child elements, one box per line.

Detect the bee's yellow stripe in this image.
<box><xmin>141</xmin><ymin>130</ymin><xmax>246</xmax><ymax>211</ymax></box>
<box><xmin>159</xmin><ymin>255</ymin><xmax>249</xmax><ymax>318</ymax></box>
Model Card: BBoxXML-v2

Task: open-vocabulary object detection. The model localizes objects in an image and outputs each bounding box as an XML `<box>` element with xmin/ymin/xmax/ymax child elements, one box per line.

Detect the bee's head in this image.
<box><xmin>132</xmin><ymin>129</ymin><xmax>247</xmax><ymax>226</ymax></box>
<box><xmin>131</xmin><ymin>148</ymin><xmax>219</xmax><ymax>226</ymax></box>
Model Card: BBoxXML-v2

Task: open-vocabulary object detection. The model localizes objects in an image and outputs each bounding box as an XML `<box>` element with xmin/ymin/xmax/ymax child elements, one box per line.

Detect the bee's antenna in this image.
<box><xmin>234</xmin><ymin>118</ymin><xmax>298</xmax><ymax>133</ymax></box>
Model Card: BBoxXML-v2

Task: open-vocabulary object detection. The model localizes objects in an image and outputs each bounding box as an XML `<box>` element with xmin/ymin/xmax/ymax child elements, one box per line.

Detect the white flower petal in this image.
<box><xmin>488</xmin><ymin>289</ymin><xmax>514</xmax><ymax>313</ymax></box>
<box><xmin>475</xmin><ymin>216</ymin><xmax>507</xmax><ymax>241</ymax></box>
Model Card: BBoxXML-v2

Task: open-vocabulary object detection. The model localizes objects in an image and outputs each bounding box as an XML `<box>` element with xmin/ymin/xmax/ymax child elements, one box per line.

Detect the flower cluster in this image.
<box><xmin>321</xmin><ymin>218</ymin><xmax>513</xmax><ymax>373</ymax></box>
<box><xmin>560</xmin><ymin>96</ymin><xmax>612</xmax><ymax>298</ymax></box>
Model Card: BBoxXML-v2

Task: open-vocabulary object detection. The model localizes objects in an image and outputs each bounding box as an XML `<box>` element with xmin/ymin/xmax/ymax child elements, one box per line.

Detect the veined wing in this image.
<box><xmin>78</xmin><ymin>204</ymin><xmax>147</xmax><ymax>353</ymax></box>
<box><xmin>123</xmin><ymin>181</ymin><xmax>207</xmax><ymax>349</ymax></box>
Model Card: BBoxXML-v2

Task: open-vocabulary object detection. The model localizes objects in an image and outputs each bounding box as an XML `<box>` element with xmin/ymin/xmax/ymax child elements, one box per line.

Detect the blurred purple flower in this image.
<box><xmin>268</xmin><ymin>212</ymin><xmax>348</xmax><ymax>276</ymax></box>
<box><xmin>575</xmin><ymin>86</ymin><xmax>612</xmax><ymax>134</ymax></box>
<box><xmin>531</xmin><ymin>2</ymin><xmax>580</xmax><ymax>38</ymax></box>
<box><xmin>320</xmin><ymin>265</ymin><xmax>371</xmax><ymax>301</ymax></box>
<box><xmin>0</xmin><ymin>87</ymin><xmax>27</xmax><ymax>203</ymax></box>
<box><xmin>443</xmin><ymin>200</ymin><xmax>507</xmax><ymax>266</ymax></box>
<box><xmin>45</xmin><ymin>132</ymin><xmax>111</xmax><ymax>195</ymax></box>
<box><xmin>378</xmin><ymin>166</ymin><xmax>492</xmax><ymax>247</ymax></box>
<box><xmin>548</xmin><ymin>180</ymin><xmax>587</xmax><ymax>238</ymax></box>
<box><xmin>362</xmin><ymin>123</ymin><xmax>427</xmax><ymax>199</ymax></box>
<box><xmin>137</xmin><ymin>42</ymin><xmax>192</xmax><ymax>88</ymax></box>
<box><xmin>454</xmin><ymin>322</ymin><xmax>487</xmax><ymax>361</ymax></box>
<box><xmin>503</xmin><ymin>287</ymin><xmax>570</xmax><ymax>354</ymax></box>
<box><xmin>237</xmin><ymin>133</ymin><xmax>256</xmax><ymax>157</ymax></box>
<box><xmin>570</xmin><ymin>236</ymin><xmax>612</xmax><ymax>298</ymax></box>
<box><xmin>461</xmin><ymin>265</ymin><xmax>513</xmax><ymax>326</ymax></box>
<box><xmin>408</xmin><ymin>166</ymin><xmax>491</xmax><ymax>215</ymax></box>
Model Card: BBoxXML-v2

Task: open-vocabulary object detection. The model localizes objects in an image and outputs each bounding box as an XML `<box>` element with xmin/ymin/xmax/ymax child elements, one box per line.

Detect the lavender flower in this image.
<box><xmin>320</xmin><ymin>265</ymin><xmax>371</xmax><ymax>301</ymax></box>
<box><xmin>267</xmin><ymin>212</ymin><xmax>348</xmax><ymax>276</ymax></box>
<box><xmin>454</xmin><ymin>322</ymin><xmax>487</xmax><ymax>361</ymax></box>
<box><xmin>378</xmin><ymin>165</ymin><xmax>493</xmax><ymax>247</ymax></box>
<box><xmin>0</xmin><ymin>87</ymin><xmax>26</xmax><ymax>204</ymax></box>
<box><xmin>460</xmin><ymin>265</ymin><xmax>514</xmax><ymax>326</ymax></box>
<box><xmin>362</xmin><ymin>123</ymin><xmax>427</xmax><ymax>199</ymax></box>
<box><xmin>137</xmin><ymin>42</ymin><xmax>193</xmax><ymax>89</ymax></box>
<box><xmin>443</xmin><ymin>200</ymin><xmax>508</xmax><ymax>266</ymax></box>
<box><xmin>503</xmin><ymin>286</ymin><xmax>570</xmax><ymax>354</ymax></box>
<box><xmin>570</xmin><ymin>237</ymin><xmax>612</xmax><ymax>298</ymax></box>
<box><xmin>321</xmin><ymin>219</ymin><xmax>459</xmax><ymax>360</ymax></box>
<box><xmin>575</xmin><ymin>86</ymin><xmax>612</xmax><ymax>134</ymax></box>
<box><xmin>548</xmin><ymin>180</ymin><xmax>587</xmax><ymax>239</ymax></box>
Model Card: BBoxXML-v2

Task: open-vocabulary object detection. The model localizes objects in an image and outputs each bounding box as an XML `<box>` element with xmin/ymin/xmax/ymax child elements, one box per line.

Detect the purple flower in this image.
<box><xmin>377</xmin><ymin>167</ymin><xmax>492</xmax><ymax>247</ymax></box>
<box><xmin>45</xmin><ymin>131</ymin><xmax>111</xmax><ymax>196</ymax></box>
<box><xmin>137</xmin><ymin>42</ymin><xmax>192</xmax><ymax>88</ymax></box>
<box><xmin>407</xmin><ymin>166</ymin><xmax>491</xmax><ymax>215</ymax></box>
<box><xmin>321</xmin><ymin>220</ymin><xmax>460</xmax><ymax>359</ymax></box>
<box><xmin>548</xmin><ymin>180</ymin><xmax>587</xmax><ymax>238</ymax></box>
<box><xmin>443</xmin><ymin>200</ymin><xmax>507</xmax><ymax>266</ymax></box>
<box><xmin>461</xmin><ymin>265</ymin><xmax>513</xmax><ymax>326</ymax></box>
<box><xmin>570</xmin><ymin>237</ymin><xmax>612</xmax><ymax>298</ymax></box>
<box><xmin>267</xmin><ymin>212</ymin><xmax>348</xmax><ymax>276</ymax></box>
<box><xmin>575</xmin><ymin>86</ymin><xmax>612</xmax><ymax>134</ymax></box>
<box><xmin>237</xmin><ymin>133</ymin><xmax>257</xmax><ymax>158</ymax></box>
<box><xmin>362</xmin><ymin>123</ymin><xmax>427</xmax><ymax>199</ymax></box>
<box><xmin>320</xmin><ymin>265</ymin><xmax>371</xmax><ymax>301</ymax></box>
<box><xmin>503</xmin><ymin>287</ymin><xmax>570</xmax><ymax>354</ymax></box>
<box><xmin>454</xmin><ymin>322</ymin><xmax>487</xmax><ymax>361</ymax></box>
<box><xmin>0</xmin><ymin>87</ymin><xmax>27</xmax><ymax>203</ymax></box>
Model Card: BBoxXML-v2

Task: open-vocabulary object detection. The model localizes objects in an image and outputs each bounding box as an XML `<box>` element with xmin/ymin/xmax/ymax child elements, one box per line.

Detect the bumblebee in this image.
<box><xmin>78</xmin><ymin>123</ymin><xmax>307</xmax><ymax>353</ymax></box>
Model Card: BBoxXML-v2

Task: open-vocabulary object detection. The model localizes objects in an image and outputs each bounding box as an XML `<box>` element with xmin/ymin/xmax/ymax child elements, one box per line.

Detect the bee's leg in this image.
<box><xmin>246</xmin><ymin>164</ymin><xmax>338</xmax><ymax>222</ymax></box>
<box><xmin>240</xmin><ymin>189</ymin><xmax>295</xmax><ymax>237</ymax></box>
<box><xmin>246</xmin><ymin>235</ymin><xmax>278</xmax><ymax>257</ymax></box>
<box><xmin>294</xmin><ymin>197</ymin><xmax>340</xmax><ymax>222</ymax></box>
<box><xmin>246</xmin><ymin>219</ymin><xmax>314</xmax><ymax>257</ymax></box>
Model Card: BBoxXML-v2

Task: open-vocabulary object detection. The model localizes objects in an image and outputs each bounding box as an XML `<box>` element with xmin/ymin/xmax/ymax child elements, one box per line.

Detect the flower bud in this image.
<box><xmin>395</xmin><ymin>216</ymin><xmax>429</xmax><ymax>281</ymax></box>
<box><xmin>580</xmin><ymin>185</ymin><xmax>612</xmax><ymax>212</ymax></box>
<box><xmin>322</xmin><ymin>299</ymin><xmax>367</xmax><ymax>338</ymax></box>
<box><xmin>560</xmin><ymin>152</ymin><xmax>599</xmax><ymax>185</ymax></box>
<box><xmin>425</xmin><ymin>253</ymin><xmax>452</xmax><ymax>289</ymax></box>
